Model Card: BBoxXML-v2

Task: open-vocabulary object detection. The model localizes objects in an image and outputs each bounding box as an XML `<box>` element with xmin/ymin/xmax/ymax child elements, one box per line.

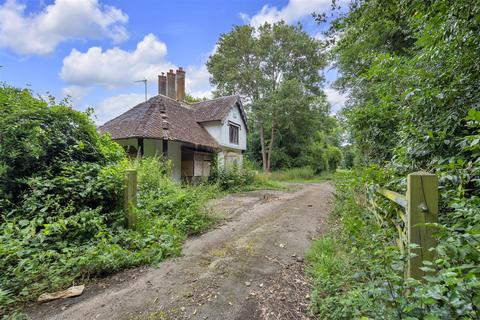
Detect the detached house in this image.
<box><xmin>98</xmin><ymin>68</ymin><xmax>247</xmax><ymax>181</ymax></box>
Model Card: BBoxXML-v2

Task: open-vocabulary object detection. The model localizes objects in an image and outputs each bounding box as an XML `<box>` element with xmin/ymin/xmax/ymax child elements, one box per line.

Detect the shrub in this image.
<box><xmin>210</xmin><ymin>160</ymin><xmax>255</xmax><ymax>191</ymax></box>
<box><xmin>135</xmin><ymin>157</ymin><xmax>217</xmax><ymax>235</ymax></box>
<box><xmin>0</xmin><ymin>86</ymin><xmax>126</xmax><ymax>220</ymax></box>
<box><xmin>307</xmin><ymin>137</ymin><xmax>480</xmax><ymax>320</ymax></box>
<box><xmin>297</xmin><ymin>131</ymin><xmax>343</xmax><ymax>174</ymax></box>
<box><xmin>0</xmin><ymin>87</ymin><xmax>126</xmax><ymax>315</ymax></box>
<box><xmin>0</xmin><ymin>86</ymin><xmax>216</xmax><ymax>316</ymax></box>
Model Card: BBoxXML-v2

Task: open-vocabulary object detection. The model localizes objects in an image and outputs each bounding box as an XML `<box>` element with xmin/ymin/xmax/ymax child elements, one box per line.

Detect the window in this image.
<box><xmin>229</xmin><ymin>122</ymin><xmax>239</xmax><ymax>145</ymax></box>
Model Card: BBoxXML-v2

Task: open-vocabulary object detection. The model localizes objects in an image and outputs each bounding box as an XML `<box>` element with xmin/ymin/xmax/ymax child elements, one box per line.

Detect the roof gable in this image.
<box><xmin>191</xmin><ymin>95</ymin><xmax>248</xmax><ymax>130</ymax></box>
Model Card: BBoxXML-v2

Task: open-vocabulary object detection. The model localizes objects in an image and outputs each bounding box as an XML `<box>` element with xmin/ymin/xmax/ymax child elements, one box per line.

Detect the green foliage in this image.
<box><xmin>210</xmin><ymin>160</ymin><xmax>255</xmax><ymax>191</ymax></box>
<box><xmin>208</xmin><ymin>158</ymin><xmax>286</xmax><ymax>192</ymax></box>
<box><xmin>307</xmin><ymin>111</ymin><xmax>480</xmax><ymax>318</ymax></box>
<box><xmin>330</xmin><ymin>0</ymin><xmax>480</xmax><ymax>168</ymax></box>
<box><xmin>307</xmin><ymin>169</ymin><xmax>480</xmax><ymax>319</ymax></box>
<box><xmin>299</xmin><ymin>131</ymin><xmax>343</xmax><ymax>173</ymax></box>
<box><xmin>135</xmin><ymin>157</ymin><xmax>217</xmax><ymax>235</ymax></box>
<box><xmin>0</xmin><ymin>85</ymin><xmax>126</xmax><ymax>220</ymax></box>
<box><xmin>0</xmin><ymin>157</ymin><xmax>216</xmax><ymax>315</ymax></box>
<box><xmin>264</xmin><ymin>167</ymin><xmax>316</xmax><ymax>181</ymax></box>
<box><xmin>0</xmin><ymin>85</ymin><xmax>216</xmax><ymax>316</ymax></box>
<box><xmin>208</xmin><ymin>22</ymin><xmax>336</xmax><ymax>171</ymax></box>
<box><xmin>183</xmin><ymin>94</ymin><xmax>206</xmax><ymax>104</ymax></box>
<box><xmin>340</xmin><ymin>145</ymin><xmax>355</xmax><ymax>169</ymax></box>
<box><xmin>309</xmin><ymin>2</ymin><xmax>480</xmax><ymax>317</ymax></box>
<box><xmin>208</xmin><ymin>22</ymin><xmax>324</xmax><ymax>100</ymax></box>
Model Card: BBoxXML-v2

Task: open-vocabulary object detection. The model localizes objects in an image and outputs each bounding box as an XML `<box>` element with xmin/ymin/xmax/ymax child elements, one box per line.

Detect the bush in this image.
<box><xmin>307</xmin><ymin>153</ymin><xmax>480</xmax><ymax>319</ymax></box>
<box><xmin>135</xmin><ymin>157</ymin><xmax>217</xmax><ymax>235</ymax></box>
<box><xmin>210</xmin><ymin>160</ymin><xmax>255</xmax><ymax>191</ymax></box>
<box><xmin>0</xmin><ymin>86</ymin><xmax>216</xmax><ymax>316</ymax></box>
<box><xmin>0</xmin><ymin>86</ymin><xmax>126</xmax><ymax>219</ymax></box>
<box><xmin>297</xmin><ymin>131</ymin><xmax>343</xmax><ymax>174</ymax></box>
<box><xmin>306</xmin><ymin>171</ymin><xmax>400</xmax><ymax>318</ymax></box>
<box><xmin>0</xmin><ymin>157</ymin><xmax>217</xmax><ymax>315</ymax></box>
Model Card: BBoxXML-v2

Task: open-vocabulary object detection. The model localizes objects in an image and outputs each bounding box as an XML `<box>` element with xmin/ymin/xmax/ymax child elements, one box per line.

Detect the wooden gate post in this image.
<box><xmin>124</xmin><ymin>169</ymin><xmax>138</xmax><ymax>229</ymax></box>
<box><xmin>406</xmin><ymin>171</ymin><xmax>438</xmax><ymax>280</ymax></box>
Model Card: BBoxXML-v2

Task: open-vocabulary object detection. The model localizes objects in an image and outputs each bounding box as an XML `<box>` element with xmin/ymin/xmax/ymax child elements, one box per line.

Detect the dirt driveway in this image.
<box><xmin>28</xmin><ymin>182</ymin><xmax>334</xmax><ymax>320</ymax></box>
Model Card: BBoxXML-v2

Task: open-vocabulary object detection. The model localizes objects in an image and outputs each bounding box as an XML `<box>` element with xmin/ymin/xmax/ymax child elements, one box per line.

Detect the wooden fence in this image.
<box><xmin>122</xmin><ymin>169</ymin><xmax>438</xmax><ymax>279</ymax></box>
<box><xmin>370</xmin><ymin>171</ymin><xmax>438</xmax><ymax>280</ymax></box>
<box><xmin>124</xmin><ymin>169</ymin><xmax>138</xmax><ymax>229</ymax></box>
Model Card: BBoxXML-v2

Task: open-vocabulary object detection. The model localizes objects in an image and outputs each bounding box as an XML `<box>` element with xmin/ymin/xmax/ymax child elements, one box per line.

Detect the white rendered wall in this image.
<box><xmin>202</xmin><ymin>104</ymin><xmax>247</xmax><ymax>151</ymax></box>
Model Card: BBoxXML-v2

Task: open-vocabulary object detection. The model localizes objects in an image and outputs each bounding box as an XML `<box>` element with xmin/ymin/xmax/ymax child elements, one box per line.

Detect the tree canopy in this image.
<box><xmin>207</xmin><ymin>21</ymin><xmax>336</xmax><ymax>171</ymax></box>
<box><xmin>328</xmin><ymin>0</ymin><xmax>480</xmax><ymax>168</ymax></box>
<box><xmin>306</xmin><ymin>0</ymin><xmax>480</xmax><ymax>318</ymax></box>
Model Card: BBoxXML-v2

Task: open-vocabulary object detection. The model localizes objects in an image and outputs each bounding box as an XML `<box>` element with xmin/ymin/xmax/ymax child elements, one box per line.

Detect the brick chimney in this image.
<box><xmin>158</xmin><ymin>72</ymin><xmax>166</xmax><ymax>95</ymax></box>
<box><xmin>176</xmin><ymin>67</ymin><xmax>185</xmax><ymax>101</ymax></box>
<box><xmin>166</xmin><ymin>69</ymin><xmax>176</xmax><ymax>99</ymax></box>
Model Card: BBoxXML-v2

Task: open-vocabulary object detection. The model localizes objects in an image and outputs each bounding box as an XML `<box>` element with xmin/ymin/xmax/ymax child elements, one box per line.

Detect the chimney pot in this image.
<box><xmin>166</xmin><ymin>69</ymin><xmax>176</xmax><ymax>99</ymax></box>
<box><xmin>158</xmin><ymin>74</ymin><xmax>167</xmax><ymax>96</ymax></box>
<box><xmin>176</xmin><ymin>67</ymin><xmax>185</xmax><ymax>101</ymax></box>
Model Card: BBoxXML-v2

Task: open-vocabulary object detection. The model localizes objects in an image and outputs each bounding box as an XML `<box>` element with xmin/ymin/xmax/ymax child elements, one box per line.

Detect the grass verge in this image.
<box><xmin>258</xmin><ymin>167</ymin><xmax>335</xmax><ymax>183</ymax></box>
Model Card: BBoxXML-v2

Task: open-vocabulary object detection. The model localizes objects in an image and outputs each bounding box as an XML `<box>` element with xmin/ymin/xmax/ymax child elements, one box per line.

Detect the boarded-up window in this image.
<box><xmin>194</xmin><ymin>152</ymin><xmax>213</xmax><ymax>176</ymax></box>
<box><xmin>181</xmin><ymin>149</ymin><xmax>194</xmax><ymax>177</ymax></box>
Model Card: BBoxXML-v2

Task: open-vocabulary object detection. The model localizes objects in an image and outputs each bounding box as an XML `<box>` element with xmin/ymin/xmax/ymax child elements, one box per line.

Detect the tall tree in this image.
<box><xmin>327</xmin><ymin>0</ymin><xmax>480</xmax><ymax>168</ymax></box>
<box><xmin>207</xmin><ymin>22</ymin><xmax>325</xmax><ymax>171</ymax></box>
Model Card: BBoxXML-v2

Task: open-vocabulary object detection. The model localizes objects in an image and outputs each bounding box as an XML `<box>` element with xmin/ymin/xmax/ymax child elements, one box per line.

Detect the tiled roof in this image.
<box><xmin>192</xmin><ymin>95</ymin><xmax>248</xmax><ymax>130</ymax></box>
<box><xmin>191</xmin><ymin>95</ymin><xmax>238</xmax><ymax>121</ymax></box>
<box><xmin>98</xmin><ymin>95</ymin><xmax>221</xmax><ymax>149</ymax></box>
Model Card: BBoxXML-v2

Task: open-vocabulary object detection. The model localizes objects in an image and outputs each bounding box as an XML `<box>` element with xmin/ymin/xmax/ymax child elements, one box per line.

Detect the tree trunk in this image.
<box><xmin>266</xmin><ymin>123</ymin><xmax>275</xmax><ymax>172</ymax></box>
<box><xmin>259</xmin><ymin>125</ymin><xmax>267</xmax><ymax>171</ymax></box>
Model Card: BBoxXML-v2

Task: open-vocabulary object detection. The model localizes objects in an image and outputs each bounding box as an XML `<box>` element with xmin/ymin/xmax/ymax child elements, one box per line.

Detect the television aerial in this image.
<box><xmin>134</xmin><ymin>78</ymin><xmax>147</xmax><ymax>102</ymax></box>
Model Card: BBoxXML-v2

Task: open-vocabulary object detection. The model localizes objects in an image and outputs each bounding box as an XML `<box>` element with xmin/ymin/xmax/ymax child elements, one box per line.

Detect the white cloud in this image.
<box><xmin>0</xmin><ymin>0</ymin><xmax>128</xmax><ymax>55</ymax></box>
<box><xmin>186</xmin><ymin>64</ymin><xmax>212</xmax><ymax>99</ymax></box>
<box><xmin>94</xmin><ymin>93</ymin><xmax>144</xmax><ymax>125</ymax></box>
<box><xmin>61</xmin><ymin>33</ymin><xmax>214</xmax><ymax>96</ymax></box>
<box><xmin>241</xmin><ymin>0</ymin><xmax>333</xmax><ymax>27</ymax></box>
<box><xmin>61</xmin><ymin>34</ymin><xmax>217</xmax><ymax>121</ymax></box>
<box><xmin>60</xmin><ymin>33</ymin><xmax>173</xmax><ymax>88</ymax></box>
<box><xmin>325</xmin><ymin>88</ymin><xmax>347</xmax><ymax>114</ymax></box>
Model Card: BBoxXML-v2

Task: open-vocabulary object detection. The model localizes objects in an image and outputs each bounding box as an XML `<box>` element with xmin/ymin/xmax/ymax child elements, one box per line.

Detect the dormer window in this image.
<box><xmin>229</xmin><ymin>121</ymin><xmax>239</xmax><ymax>145</ymax></box>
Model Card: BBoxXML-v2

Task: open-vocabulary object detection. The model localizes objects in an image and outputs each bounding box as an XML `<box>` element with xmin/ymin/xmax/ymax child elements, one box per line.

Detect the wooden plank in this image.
<box><xmin>406</xmin><ymin>171</ymin><xmax>438</xmax><ymax>280</ymax></box>
<box><xmin>124</xmin><ymin>169</ymin><xmax>138</xmax><ymax>229</ymax></box>
<box><xmin>181</xmin><ymin>149</ymin><xmax>194</xmax><ymax>178</ymax></box>
<box><xmin>376</xmin><ymin>188</ymin><xmax>407</xmax><ymax>208</ymax></box>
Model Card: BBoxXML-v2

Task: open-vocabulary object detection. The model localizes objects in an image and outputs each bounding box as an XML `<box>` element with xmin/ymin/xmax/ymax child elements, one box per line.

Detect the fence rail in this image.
<box><xmin>376</xmin><ymin>188</ymin><xmax>407</xmax><ymax>208</ymax></box>
<box><xmin>372</xmin><ymin>171</ymin><xmax>438</xmax><ymax>280</ymax></box>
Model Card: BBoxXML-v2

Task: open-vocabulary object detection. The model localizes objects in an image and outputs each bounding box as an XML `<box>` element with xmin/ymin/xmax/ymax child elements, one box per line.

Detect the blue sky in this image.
<box><xmin>0</xmin><ymin>0</ymin><xmax>346</xmax><ymax>124</ymax></box>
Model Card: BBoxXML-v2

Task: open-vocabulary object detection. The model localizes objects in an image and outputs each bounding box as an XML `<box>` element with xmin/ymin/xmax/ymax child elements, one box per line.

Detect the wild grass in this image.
<box><xmin>257</xmin><ymin>167</ymin><xmax>335</xmax><ymax>183</ymax></box>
